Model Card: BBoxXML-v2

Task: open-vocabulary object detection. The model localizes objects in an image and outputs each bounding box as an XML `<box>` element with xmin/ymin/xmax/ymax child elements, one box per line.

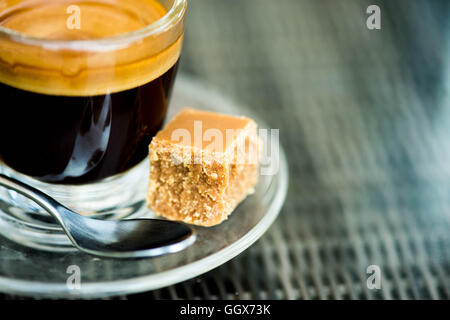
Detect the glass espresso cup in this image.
<box><xmin>0</xmin><ymin>0</ymin><xmax>187</xmax><ymax>250</ymax></box>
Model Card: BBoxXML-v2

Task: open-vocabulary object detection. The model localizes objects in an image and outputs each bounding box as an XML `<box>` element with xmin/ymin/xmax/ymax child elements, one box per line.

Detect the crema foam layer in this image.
<box><xmin>0</xmin><ymin>0</ymin><xmax>183</xmax><ymax>96</ymax></box>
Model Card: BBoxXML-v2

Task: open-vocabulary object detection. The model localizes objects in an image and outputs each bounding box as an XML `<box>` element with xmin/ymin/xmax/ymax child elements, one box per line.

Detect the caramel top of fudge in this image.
<box><xmin>155</xmin><ymin>108</ymin><xmax>256</xmax><ymax>153</ymax></box>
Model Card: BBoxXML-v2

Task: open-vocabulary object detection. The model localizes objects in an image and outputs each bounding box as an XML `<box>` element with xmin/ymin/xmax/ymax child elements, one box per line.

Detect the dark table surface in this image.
<box><xmin>4</xmin><ymin>0</ymin><xmax>450</xmax><ymax>299</ymax></box>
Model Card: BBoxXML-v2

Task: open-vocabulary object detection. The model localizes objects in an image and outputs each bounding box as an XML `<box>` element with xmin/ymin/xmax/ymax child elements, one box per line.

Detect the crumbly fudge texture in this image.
<box><xmin>147</xmin><ymin>108</ymin><xmax>260</xmax><ymax>226</ymax></box>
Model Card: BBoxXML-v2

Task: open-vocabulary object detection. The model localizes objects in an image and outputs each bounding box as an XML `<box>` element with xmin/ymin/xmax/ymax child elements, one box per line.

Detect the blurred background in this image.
<box><xmin>4</xmin><ymin>0</ymin><xmax>450</xmax><ymax>299</ymax></box>
<box><xmin>133</xmin><ymin>0</ymin><xmax>450</xmax><ymax>299</ymax></box>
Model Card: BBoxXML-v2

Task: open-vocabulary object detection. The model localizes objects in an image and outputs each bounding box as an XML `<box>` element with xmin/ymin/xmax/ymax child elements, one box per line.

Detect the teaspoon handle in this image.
<box><xmin>0</xmin><ymin>173</ymin><xmax>68</xmax><ymax>225</ymax></box>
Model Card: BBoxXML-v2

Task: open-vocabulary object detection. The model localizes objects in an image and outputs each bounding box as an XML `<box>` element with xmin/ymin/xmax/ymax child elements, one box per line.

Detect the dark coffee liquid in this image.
<box><xmin>0</xmin><ymin>62</ymin><xmax>178</xmax><ymax>184</ymax></box>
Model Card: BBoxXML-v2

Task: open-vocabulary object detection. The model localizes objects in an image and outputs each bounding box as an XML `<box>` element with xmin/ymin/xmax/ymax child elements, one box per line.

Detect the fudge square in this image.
<box><xmin>147</xmin><ymin>108</ymin><xmax>261</xmax><ymax>226</ymax></box>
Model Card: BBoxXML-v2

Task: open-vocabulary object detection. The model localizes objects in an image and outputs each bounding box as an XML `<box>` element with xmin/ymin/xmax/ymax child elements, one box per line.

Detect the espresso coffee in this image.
<box><xmin>0</xmin><ymin>64</ymin><xmax>178</xmax><ymax>184</ymax></box>
<box><xmin>0</xmin><ymin>0</ymin><xmax>183</xmax><ymax>184</ymax></box>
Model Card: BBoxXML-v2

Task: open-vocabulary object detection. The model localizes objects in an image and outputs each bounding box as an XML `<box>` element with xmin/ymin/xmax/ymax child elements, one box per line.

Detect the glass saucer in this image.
<box><xmin>0</xmin><ymin>75</ymin><xmax>288</xmax><ymax>298</ymax></box>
